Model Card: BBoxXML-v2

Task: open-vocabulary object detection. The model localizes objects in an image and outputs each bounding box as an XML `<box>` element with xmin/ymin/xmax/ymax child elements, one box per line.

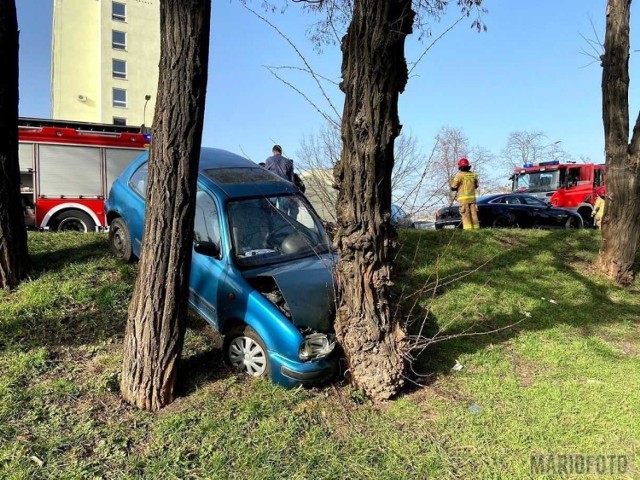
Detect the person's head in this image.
<box><xmin>596</xmin><ymin>186</ymin><xmax>606</xmax><ymax>198</ymax></box>
<box><xmin>272</xmin><ymin>144</ymin><xmax>282</xmax><ymax>155</ymax></box>
<box><xmin>458</xmin><ymin>157</ymin><xmax>471</xmax><ymax>172</ymax></box>
<box><xmin>258</xmin><ymin>162</ymin><xmax>266</xmax><ymax>167</ymax></box>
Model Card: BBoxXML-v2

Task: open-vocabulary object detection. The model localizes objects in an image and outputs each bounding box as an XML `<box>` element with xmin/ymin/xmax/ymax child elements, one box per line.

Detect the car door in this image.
<box><xmin>124</xmin><ymin>162</ymin><xmax>148</xmax><ymax>256</ymax></box>
<box><xmin>519</xmin><ymin>195</ymin><xmax>551</xmax><ymax>227</ymax></box>
<box><xmin>188</xmin><ymin>186</ymin><xmax>228</xmax><ymax>331</ymax></box>
<box><xmin>489</xmin><ymin>195</ymin><xmax>527</xmax><ymax>227</ymax></box>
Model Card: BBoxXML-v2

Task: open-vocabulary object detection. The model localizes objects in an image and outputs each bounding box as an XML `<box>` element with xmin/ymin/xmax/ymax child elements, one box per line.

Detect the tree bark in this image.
<box><xmin>595</xmin><ymin>0</ymin><xmax>640</xmax><ymax>286</ymax></box>
<box><xmin>120</xmin><ymin>0</ymin><xmax>211</xmax><ymax>410</ymax></box>
<box><xmin>334</xmin><ymin>0</ymin><xmax>414</xmax><ymax>401</ymax></box>
<box><xmin>0</xmin><ymin>0</ymin><xmax>29</xmax><ymax>290</ymax></box>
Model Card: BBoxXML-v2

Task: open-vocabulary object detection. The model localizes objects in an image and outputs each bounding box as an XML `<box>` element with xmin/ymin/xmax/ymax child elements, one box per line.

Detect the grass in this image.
<box><xmin>0</xmin><ymin>230</ymin><xmax>639</xmax><ymax>479</ymax></box>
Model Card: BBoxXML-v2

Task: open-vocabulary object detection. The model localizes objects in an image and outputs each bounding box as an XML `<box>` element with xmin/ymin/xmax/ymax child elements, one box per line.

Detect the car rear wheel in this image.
<box><xmin>108</xmin><ymin>217</ymin><xmax>134</xmax><ymax>262</ymax></box>
<box><xmin>52</xmin><ymin>210</ymin><xmax>96</xmax><ymax>233</ymax></box>
<box><xmin>223</xmin><ymin>325</ymin><xmax>270</xmax><ymax>378</ymax></box>
<box><xmin>492</xmin><ymin>215</ymin><xmax>518</xmax><ymax>228</ymax></box>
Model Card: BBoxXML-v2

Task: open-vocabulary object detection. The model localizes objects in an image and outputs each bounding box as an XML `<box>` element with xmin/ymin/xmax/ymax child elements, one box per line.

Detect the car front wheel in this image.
<box><xmin>565</xmin><ymin>216</ymin><xmax>582</xmax><ymax>229</ymax></box>
<box><xmin>492</xmin><ymin>215</ymin><xmax>518</xmax><ymax>228</ymax></box>
<box><xmin>223</xmin><ymin>325</ymin><xmax>270</xmax><ymax>378</ymax></box>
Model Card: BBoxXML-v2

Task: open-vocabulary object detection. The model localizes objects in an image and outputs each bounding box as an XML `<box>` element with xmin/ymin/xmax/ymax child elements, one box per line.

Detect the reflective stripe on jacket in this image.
<box><xmin>451</xmin><ymin>171</ymin><xmax>479</xmax><ymax>204</ymax></box>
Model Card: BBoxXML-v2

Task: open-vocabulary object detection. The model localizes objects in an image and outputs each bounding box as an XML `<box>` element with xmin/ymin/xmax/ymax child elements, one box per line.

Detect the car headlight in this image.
<box><xmin>299</xmin><ymin>333</ymin><xmax>336</xmax><ymax>361</ymax></box>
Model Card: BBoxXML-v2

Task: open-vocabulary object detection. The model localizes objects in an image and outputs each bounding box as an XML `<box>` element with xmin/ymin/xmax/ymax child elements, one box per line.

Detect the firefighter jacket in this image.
<box><xmin>594</xmin><ymin>196</ymin><xmax>605</xmax><ymax>219</ymax></box>
<box><xmin>451</xmin><ymin>171</ymin><xmax>479</xmax><ymax>204</ymax></box>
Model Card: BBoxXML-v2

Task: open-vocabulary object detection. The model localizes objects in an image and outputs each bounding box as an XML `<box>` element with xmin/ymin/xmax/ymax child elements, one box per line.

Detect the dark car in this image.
<box><xmin>435</xmin><ymin>194</ymin><xmax>583</xmax><ymax>229</ymax></box>
<box><xmin>435</xmin><ymin>205</ymin><xmax>462</xmax><ymax>230</ymax></box>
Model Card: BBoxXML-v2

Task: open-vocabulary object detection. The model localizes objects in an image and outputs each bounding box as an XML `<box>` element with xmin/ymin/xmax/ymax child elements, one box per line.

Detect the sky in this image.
<box><xmin>15</xmin><ymin>0</ymin><xmax>640</xmax><ymax>173</ymax></box>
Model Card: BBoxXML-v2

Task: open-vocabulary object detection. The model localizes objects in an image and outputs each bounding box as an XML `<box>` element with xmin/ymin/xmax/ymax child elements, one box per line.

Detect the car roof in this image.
<box><xmin>131</xmin><ymin>147</ymin><xmax>298</xmax><ymax>199</ymax></box>
<box><xmin>477</xmin><ymin>193</ymin><xmax>541</xmax><ymax>204</ymax></box>
<box><xmin>198</xmin><ymin>147</ymin><xmax>256</xmax><ymax>170</ymax></box>
<box><xmin>198</xmin><ymin>148</ymin><xmax>298</xmax><ymax>199</ymax></box>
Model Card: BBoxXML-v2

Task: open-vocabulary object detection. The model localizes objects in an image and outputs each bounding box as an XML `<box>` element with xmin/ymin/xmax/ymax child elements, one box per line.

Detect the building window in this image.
<box><xmin>112</xmin><ymin>30</ymin><xmax>126</xmax><ymax>50</ymax></box>
<box><xmin>113</xmin><ymin>117</ymin><xmax>127</xmax><ymax>126</ymax></box>
<box><xmin>113</xmin><ymin>88</ymin><xmax>127</xmax><ymax>108</ymax></box>
<box><xmin>112</xmin><ymin>59</ymin><xmax>127</xmax><ymax>79</ymax></box>
<box><xmin>112</xmin><ymin>2</ymin><xmax>126</xmax><ymax>21</ymax></box>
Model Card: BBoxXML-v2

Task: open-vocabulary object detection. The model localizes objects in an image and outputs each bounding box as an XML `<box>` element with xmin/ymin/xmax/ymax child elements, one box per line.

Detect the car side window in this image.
<box><xmin>129</xmin><ymin>162</ymin><xmax>148</xmax><ymax>198</ymax></box>
<box><xmin>522</xmin><ymin>196</ymin><xmax>543</xmax><ymax>206</ymax></box>
<box><xmin>194</xmin><ymin>189</ymin><xmax>221</xmax><ymax>250</ymax></box>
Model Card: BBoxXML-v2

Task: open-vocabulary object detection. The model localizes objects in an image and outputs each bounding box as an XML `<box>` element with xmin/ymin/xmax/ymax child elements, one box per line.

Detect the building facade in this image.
<box><xmin>51</xmin><ymin>0</ymin><xmax>160</xmax><ymax>127</ymax></box>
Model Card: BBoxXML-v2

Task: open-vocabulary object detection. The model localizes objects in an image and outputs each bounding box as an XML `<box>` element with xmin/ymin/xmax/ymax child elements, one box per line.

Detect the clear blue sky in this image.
<box><xmin>16</xmin><ymin>0</ymin><xmax>639</xmax><ymax>168</ymax></box>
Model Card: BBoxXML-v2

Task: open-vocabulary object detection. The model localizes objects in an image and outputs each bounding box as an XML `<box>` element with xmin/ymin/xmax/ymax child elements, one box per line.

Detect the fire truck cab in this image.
<box><xmin>18</xmin><ymin>118</ymin><xmax>148</xmax><ymax>232</ymax></box>
<box><xmin>511</xmin><ymin>161</ymin><xmax>606</xmax><ymax>227</ymax></box>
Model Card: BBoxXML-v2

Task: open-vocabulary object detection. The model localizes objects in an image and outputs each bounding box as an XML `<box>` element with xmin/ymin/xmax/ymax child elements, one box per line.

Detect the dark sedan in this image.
<box><xmin>435</xmin><ymin>194</ymin><xmax>583</xmax><ymax>229</ymax></box>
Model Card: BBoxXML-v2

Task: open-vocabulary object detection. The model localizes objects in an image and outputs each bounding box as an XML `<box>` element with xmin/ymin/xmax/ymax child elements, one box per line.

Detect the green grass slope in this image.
<box><xmin>0</xmin><ymin>230</ymin><xmax>638</xmax><ymax>479</ymax></box>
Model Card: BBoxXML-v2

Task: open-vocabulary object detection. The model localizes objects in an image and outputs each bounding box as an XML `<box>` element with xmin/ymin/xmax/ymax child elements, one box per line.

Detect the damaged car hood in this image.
<box><xmin>245</xmin><ymin>253</ymin><xmax>336</xmax><ymax>332</ymax></box>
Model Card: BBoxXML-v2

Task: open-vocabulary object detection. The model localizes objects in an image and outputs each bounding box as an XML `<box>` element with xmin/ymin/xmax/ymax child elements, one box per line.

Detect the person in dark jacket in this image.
<box><xmin>264</xmin><ymin>145</ymin><xmax>294</xmax><ymax>182</ymax></box>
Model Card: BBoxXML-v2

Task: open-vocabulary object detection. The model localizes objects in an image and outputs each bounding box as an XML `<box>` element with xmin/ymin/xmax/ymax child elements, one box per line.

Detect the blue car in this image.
<box><xmin>105</xmin><ymin>148</ymin><xmax>337</xmax><ymax>387</ymax></box>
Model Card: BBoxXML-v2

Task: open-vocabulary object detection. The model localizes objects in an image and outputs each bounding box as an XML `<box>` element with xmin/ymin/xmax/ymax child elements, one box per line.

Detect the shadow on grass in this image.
<box><xmin>1</xmin><ymin>234</ymin><xmax>130</xmax><ymax>350</ymax></box>
<box><xmin>177</xmin><ymin>347</ymin><xmax>230</xmax><ymax>396</ymax></box>
<box><xmin>397</xmin><ymin>229</ymin><xmax>640</xmax><ymax>390</ymax></box>
<box><xmin>28</xmin><ymin>233</ymin><xmax>110</xmax><ymax>279</ymax></box>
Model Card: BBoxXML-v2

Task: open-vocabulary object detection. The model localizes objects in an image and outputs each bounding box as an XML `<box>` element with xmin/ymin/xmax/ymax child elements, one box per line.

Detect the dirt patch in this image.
<box><xmin>511</xmin><ymin>356</ymin><xmax>543</xmax><ymax>387</ymax></box>
<box><xmin>606</xmin><ymin>339</ymin><xmax>638</xmax><ymax>357</ymax></box>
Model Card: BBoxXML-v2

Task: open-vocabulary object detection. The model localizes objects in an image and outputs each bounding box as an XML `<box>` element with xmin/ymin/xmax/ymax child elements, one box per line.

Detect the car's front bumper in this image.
<box><xmin>269</xmin><ymin>352</ymin><xmax>337</xmax><ymax>387</ymax></box>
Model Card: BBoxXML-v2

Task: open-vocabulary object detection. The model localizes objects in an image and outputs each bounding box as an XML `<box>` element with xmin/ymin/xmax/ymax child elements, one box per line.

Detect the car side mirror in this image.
<box><xmin>194</xmin><ymin>241</ymin><xmax>220</xmax><ymax>258</ymax></box>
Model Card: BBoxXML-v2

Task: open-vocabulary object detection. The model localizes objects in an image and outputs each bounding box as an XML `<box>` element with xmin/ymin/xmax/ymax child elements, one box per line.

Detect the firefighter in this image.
<box><xmin>451</xmin><ymin>158</ymin><xmax>480</xmax><ymax>229</ymax></box>
<box><xmin>592</xmin><ymin>187</ymin><xmax>606</xmax><ymax>229</ymax></box>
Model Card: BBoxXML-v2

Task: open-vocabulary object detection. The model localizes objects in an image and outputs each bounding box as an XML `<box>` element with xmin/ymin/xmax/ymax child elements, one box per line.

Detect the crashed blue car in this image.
<box><xmin>105</xmin><ymin>148</ymin><xmax>337</xmax><ymax>386</ymax></box>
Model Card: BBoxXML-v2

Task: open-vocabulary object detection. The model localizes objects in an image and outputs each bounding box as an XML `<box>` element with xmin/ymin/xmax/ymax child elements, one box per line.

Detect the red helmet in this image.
<box><xmin>595</xmin><ymin>187</ymin><xmax>606</xmax><ymax>197</ymax></box>
<box><xmin>458</xmin><ymin>158</ymin><xmax>470</xmax><ymax>168</ymax></box>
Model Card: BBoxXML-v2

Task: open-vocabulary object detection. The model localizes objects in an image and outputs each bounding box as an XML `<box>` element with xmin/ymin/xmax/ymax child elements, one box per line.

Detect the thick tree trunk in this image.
<box><xmin>120</xmin><ymin>0</ymin><xmax>211</xmax><ymax>410</ymax></box>
<box><xmin>334</xmin><ymin>0</ymin><xmax>414</xmax><ymax>401</ymax></box>
<box><xmin>0</xmin><ymin>0</ymin><xmax>29</xmax><ymax>290</ymax></box>
<box><xmin>595</xmin><ymin>0</ymin><xmax>640</xmax><ymax>286</ymax></box>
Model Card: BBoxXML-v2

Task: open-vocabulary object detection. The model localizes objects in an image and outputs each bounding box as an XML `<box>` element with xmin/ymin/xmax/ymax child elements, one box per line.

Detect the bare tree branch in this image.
<box><xmin>409</xmin><ymin>14</ymin><xmax>465</xmax><ymax>76</ymax></box>
<box><xmin>243</xmin><ymin>3</ymin><xmax>342</xmax><ymax>121</ymax></box>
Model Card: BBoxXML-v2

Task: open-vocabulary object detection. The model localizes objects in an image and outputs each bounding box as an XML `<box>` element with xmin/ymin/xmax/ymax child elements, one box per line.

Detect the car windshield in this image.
<box><xmin>228</xmin><ymin>194</ymin><xmax>331</xmax><ymax>268</ymax></box>
<box><xmin>512</xmin><ymin>171</ymin><xmax>560</xmax><ymax>193</ymax></box>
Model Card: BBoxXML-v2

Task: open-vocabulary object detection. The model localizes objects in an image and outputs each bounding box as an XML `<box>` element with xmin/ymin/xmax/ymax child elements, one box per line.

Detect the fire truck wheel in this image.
<box><xmin>108</xmin><ymin>218</ymin><xmax>134</xmax><ymax>263</ymax></box>
<box><xmin>578</xmin><ymin>209</ymin><xmax>593</xmax><ymax>228</ymax></box>
<box><xmin>52</xmin><ymin>210</ymin><xmax>96</xmax><ymax>233</ymax></box>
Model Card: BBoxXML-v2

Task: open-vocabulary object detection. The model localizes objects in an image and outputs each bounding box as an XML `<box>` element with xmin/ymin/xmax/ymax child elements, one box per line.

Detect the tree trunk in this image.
<box><xmin>334</xmin><ymin>0</ymin><xmax>414</xmax><ymax>401</ymax></box>
<box><xmin>595</xmin><ymin>0</ymin><xmax>640</xmax><ymax>286</ymax></box>
<box><xmin>0</xmin><ymin>0</ymin><xmax>29</xmax><ymax>290</ymax></box>
<box><xmin>120</xmin><ymin>0</ymin><xmax>211</xmax><ymax>411</ymax></box>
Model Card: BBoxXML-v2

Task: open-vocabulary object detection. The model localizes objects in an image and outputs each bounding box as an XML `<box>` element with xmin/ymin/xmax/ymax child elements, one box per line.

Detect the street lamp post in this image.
<box><xmin>142</xmin><ymin>94</ymin><xmax>151</xmax><ymax>133</ymax></box>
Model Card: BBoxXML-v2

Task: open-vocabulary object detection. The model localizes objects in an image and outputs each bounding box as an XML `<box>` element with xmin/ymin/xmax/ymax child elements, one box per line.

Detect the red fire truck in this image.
<box><xmin>511</xmin><ymin>160</ymin><xmax>606</xmax><ymax>227</ymax></box>
<box><xmin>18</xmin><ymin>118</ymin><xmax>148</xmax><ymax>232</ymax></box>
